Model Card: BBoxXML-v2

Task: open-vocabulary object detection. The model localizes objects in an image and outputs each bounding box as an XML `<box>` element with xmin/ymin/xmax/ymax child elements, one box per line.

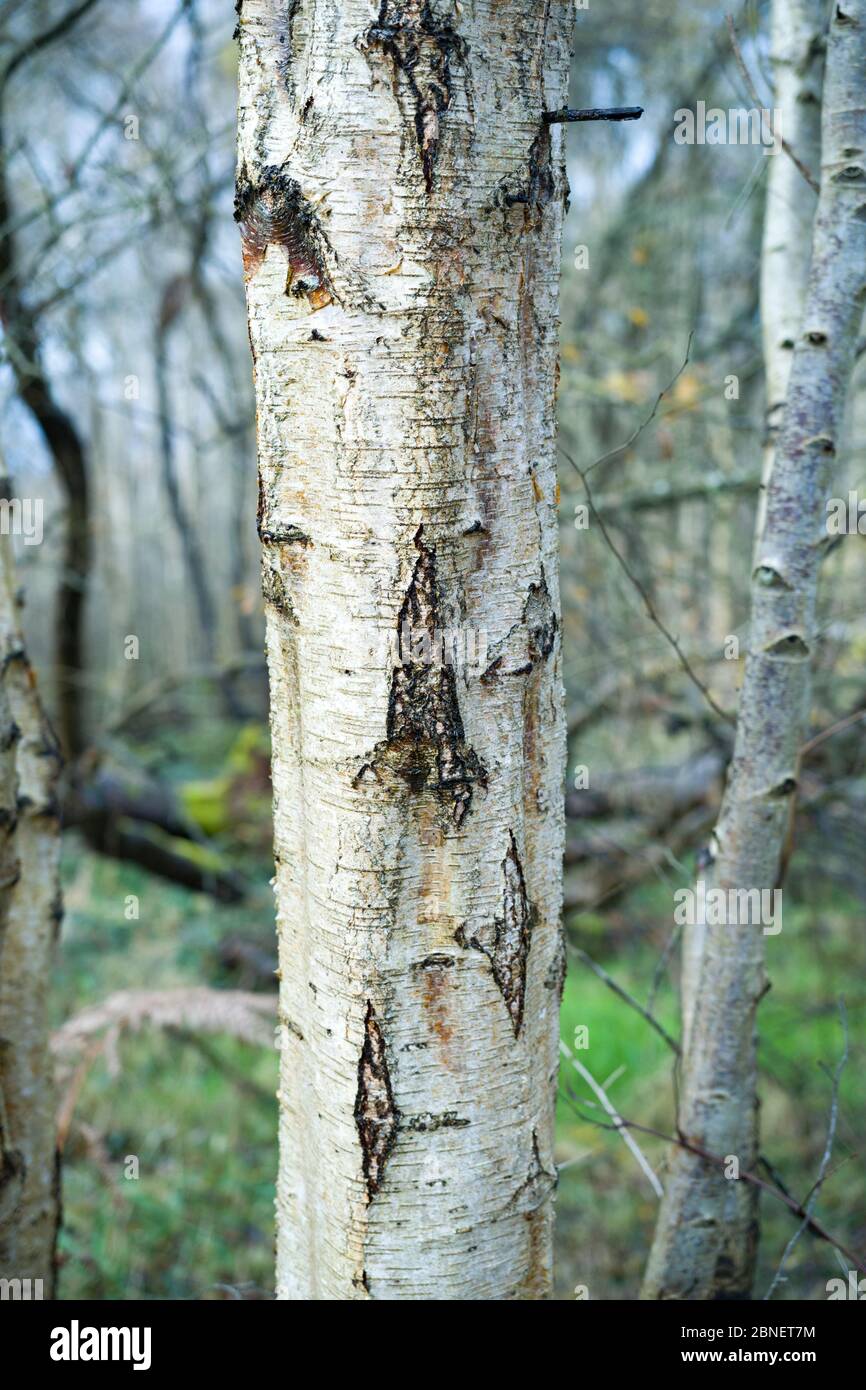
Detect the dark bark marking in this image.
<box><xmin>261</xmin><ymin>564</ymin><xmax>299</xmax><ymax>624</ymax></box>
<box><xmin>508</xmin><ymin>1128</ymin><xmax>557</xmax><ymax>1212</ymax></box>
<box><xmin>456</xmin><ymin>831</ymin><xmax>532</xmax><ymax>1035</ymax></box>
<box><xmin>754</xmin><ymin>564</ymin><xmax>792</xmax><ymax>590</ymax></box>
<box><xmin>497</xmin><ymin>129</ymin><xmax>555</xmax><ymax>213</ymax></box>
<box><xmin>404</xmin><ymin>1110</ymin><xmax>470</xmax><ymax>1132</ymax></box>
<box><xmin>355</xmin><ymin>1002</ymin><xmax>398</xmax><ymax>1200</ymax></box>
<box><xmin>543</xmin><ymin>926</ymin><xmax>567</xmax><ymax>1001</ymax></box>
<box><xmin>356</xmin><ymin>527</ymin><xmax>486</xmax><ymax>825</ymax></box>
<box><xmin>524</xmin><ymin>567</ymin><xmax>558</xmax><ymax>663</ymax></box>
<box><xmin>769</xmin><ymin>776</ymin><xmax>798</xmax><ymax>798</ymax></box>
<box><xmin>275</xmin><ymin>1</ymin><xmax>301</xmax><ymax>94</ymax></box>
<box><xmin>259</xmin><ymin>524</ymin><xmax>312</xmax><ymax>547</ymax></box>
<box><xmin>234</xmin><ymin>2</ymin><xmax>301</xmax><ymax>89</ymax></box>
<box><xmin>480</xmin><ymin>567</ymin><xmax>557</xmax><ymax>682</ymax></box>
<box><xmin>234</xmin><ymin>163</ymin><xmax>333</xmax><ymax>308</ymax></box>
<box><xmin>360</xmin><ymin>1</ymin><xmax>466</xmax><ymax>192</ymax></box>
<box><xmin>765</xmin><ymin>633</ymin><xmax>810</xmax><ymax>659</ymax></box>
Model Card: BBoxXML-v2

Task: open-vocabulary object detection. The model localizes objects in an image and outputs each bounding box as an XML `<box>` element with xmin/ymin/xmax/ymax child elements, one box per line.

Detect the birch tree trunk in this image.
<box><xmin>642</xmin><ymin>0</ymin><xmax>866</xmax><ymax>1299</ymax></box>
<box><xmin>753</xmin><ymin>0</ymin><xmax>824</xmax><ymax>554</ymax></box>
<box><xmin>0</xmin><ymin>495</ymin><xmax>63</xmax><ymax>1294</ymax></box>
<box><xmin>236</xmin><ymin>0</ymin><xmax>572</xmax><ymax>1299</ymax></box>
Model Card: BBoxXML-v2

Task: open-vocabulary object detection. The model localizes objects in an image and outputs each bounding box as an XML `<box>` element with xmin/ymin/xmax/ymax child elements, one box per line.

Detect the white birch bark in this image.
<box><xmin>683</xmin><ymin>0</ymin><xmax>824</xmax><ymax>1076</ymax></box>
<box><xmin>236</xmin><ymin>0</ymin><xmax>572</xmax><ymax>1299</ymax></box>
<box><xmin>0</xmin><ymin>500</ymin><xmax>63</xmax><ymax>1294</ymax></box>
<box><xmin>643</xmin><ymin>0</ymin><xmax>866</xmax><ymax>1299</ymax></box>
<box><xmin>753</xmin><ymin>0</ymin><xmax>824</xmax><ymax>554</ymax></box>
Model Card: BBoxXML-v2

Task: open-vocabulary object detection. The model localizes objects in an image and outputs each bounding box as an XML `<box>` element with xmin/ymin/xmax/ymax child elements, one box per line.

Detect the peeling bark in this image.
<box><xmin>238</xmin><ymin>0</ymin><xmax>571</xmax><ymax>1299</ymax></box>
<box><xmin>643</xmin><ymin>0</ymin><xmax>866</xmax><ymax>1300</ymax></box>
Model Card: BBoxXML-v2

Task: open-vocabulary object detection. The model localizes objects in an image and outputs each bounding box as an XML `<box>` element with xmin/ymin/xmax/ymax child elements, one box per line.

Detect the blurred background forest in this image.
<box><xmin>2</xmin><ymin>0</ymin><xmax>863</xmax><ymax>1298</ymax></box>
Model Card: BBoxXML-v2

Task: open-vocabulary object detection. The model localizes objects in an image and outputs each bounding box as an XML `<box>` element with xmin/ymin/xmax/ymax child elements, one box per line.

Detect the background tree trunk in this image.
<box><xmin>237</xmin><ymin>0</ymin><xmax>572</xmax><ymax>1299</ymax></box>
<box><xmin>642</xmin><ymin>0</ymin><xmax>866</xmax><ymax>1300</ymax></box>
<box><xmin>753</xmin><ymin>0</ymin><xmax>824</xmax><ymax>554</ymax></box>
<box><xmin>0</xmin><ymin>486</ymin><xmax>63</xmax><ymax>1294</ymax></box>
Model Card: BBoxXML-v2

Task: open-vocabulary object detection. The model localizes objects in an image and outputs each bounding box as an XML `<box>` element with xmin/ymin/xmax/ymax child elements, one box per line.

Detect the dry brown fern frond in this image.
<box><xmin>51</xmin><ymin>987</ymin><xmax>277</xmax><ymax>1148</ymax></box>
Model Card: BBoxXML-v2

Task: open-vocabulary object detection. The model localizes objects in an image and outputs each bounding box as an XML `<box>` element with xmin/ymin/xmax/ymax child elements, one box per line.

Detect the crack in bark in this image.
<box><xmin>275</xmin><ymin>0</ymin><xmax>301</xmax><ymax>94</ymax></box>
<box><xmin>360</xmin><ymin>1</ymin><xmax>466</xmax><ymax>192</ymax></box>
<box><xmin>234</xmin><ymin>163</ymin><xmax>333</xmax><ymax>308</ymax></box>
<box><xmin>456</xmin><ymin>831</ymin><xmax>532</xmax><ymax>1035</ymax></box>
<box><xmin>356</xmin><ymin>527</ymin><xmax>486</xmax><ymax>826</ymax></box>
<box><xmin>354</xmin><ymin>1002</ymin><xmax>399</xmax><ymax>1199</ymax></box>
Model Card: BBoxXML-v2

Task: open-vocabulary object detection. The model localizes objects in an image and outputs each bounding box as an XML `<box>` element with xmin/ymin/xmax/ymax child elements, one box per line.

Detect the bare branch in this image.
<box><xmin>560</xmin><ymin>1091</ymin><xmax>866</xmax><ymax>1278</ymax></box>
<box><xmin>725</xmin><ymin>12</ymin><xmax>819</xmax><ymax>194</ymax></box>
<box><xmin>560</xmin><ymin>438</ymin><xmax>734</xmax><ymax>726</ymax></box>
<box><xmin>559</xmin><ymin>1039</ymin><xmax>664</xmax><ymax>1199</ymax></box>
<box><xmin>568</xmin><ymin>944</ymin><xmax>681</xmax><ymax>1056</ymax></box>
<box><xmin>1</xmin><ymin>0</ymin><xmax>101</xmax><ymax>89</ymax></box>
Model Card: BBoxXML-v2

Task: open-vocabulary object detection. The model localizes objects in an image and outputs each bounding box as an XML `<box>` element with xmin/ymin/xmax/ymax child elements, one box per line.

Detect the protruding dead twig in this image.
<box><xmin>545</xmin><ymin>106</ymin><xmax>644</xmax><ymax>124</ymax></box>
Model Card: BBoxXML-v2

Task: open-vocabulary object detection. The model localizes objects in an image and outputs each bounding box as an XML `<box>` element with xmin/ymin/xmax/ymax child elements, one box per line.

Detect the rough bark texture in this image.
<box><xmin>237</xmin><ymin>0</ymin><xmax>571</xmax><ymax>1299</ymax></box>
<box><xmin>753</xmin><ymin>0</ymin><xmax>824</xmax><ymax>554</ymax></box>
<box><xmin>0</xmin><ymin>505</ymin><xmax>63</xmax><ymax>1294</ymax></box>
<box><xmin>643</xmin><ymin>0</ymin><xmax>866</xmax><ymax>1300</ymax></box>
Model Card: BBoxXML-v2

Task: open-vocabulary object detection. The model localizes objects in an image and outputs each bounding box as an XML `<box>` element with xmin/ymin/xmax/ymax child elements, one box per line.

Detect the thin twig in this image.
<box><xmin>647</xmin><ymin>922</ymin><xmax>682</xmax><ymax>1017</ymax></box>
<box><xmin>801</xmin><ymin>707</ymin><xmax>866</xmax><ymax>758</ymax></box>
<box><xmin>560</xmin><ymin>1089</ymin><xmax>866</xmax><ymax>1277</ymax></box>
<box><xmin>166</xmin><ymin>1026</ymin><xmax>274</xmax><ymax>1106</ymax></box>
<box><xmin>559</xmin><ymin>1039</ymin><xmax>664</xmax><ymax>1199</ymax></box>
<box><xmin>583</xmin><ymin>333</ymin><xmax>696</xmax><ymax>479</ymax></box>
<box><xmin>725</xmin><ymin>13</ymin><xmax>819</xmax><ymax>194</ymax></box>
<box><xmin>1</xmin><ymin>0</ymin><xmax>101</xmax><ymax>89</ymax></box>
<box><xmin>560</xmin><ymin>440</ymin><xmax>734</xmax><ymax>727</ymax></box>
<box><xmin>764</xmin><ymin>1001</ymin><xmax>850</xmax><ymax>1299</ymax></box>
<box><xmin>568</xmin><ymin>943</ymin><xmax>680</xmax><ymax>1056</ymax></box>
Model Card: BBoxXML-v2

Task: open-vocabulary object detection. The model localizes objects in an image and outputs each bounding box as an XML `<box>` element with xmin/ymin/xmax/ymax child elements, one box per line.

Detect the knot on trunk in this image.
<box><xmin>234</xmin><ymin>163</ymin><xmax>333</xmax><ymax>308</ymax></box>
